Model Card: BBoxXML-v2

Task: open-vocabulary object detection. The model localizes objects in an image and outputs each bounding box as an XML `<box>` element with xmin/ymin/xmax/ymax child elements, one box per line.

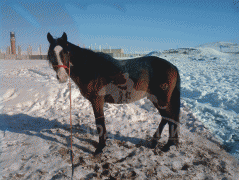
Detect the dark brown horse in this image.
<box><xmin>47</xmin><ymin>32</ymin><xmax>181</xmax><ymax>155</ymax></box>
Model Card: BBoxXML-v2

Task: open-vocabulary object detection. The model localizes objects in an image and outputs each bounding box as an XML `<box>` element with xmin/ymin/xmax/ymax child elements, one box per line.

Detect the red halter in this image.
<box><xmin>56</xmin><ymin>65</ymin><xmax>68</xmax><ymax>69</ymax></box>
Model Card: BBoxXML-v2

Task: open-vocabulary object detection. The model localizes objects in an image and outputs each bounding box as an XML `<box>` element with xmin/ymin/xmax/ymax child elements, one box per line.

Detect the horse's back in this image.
<box><xmin>92</xmin><ymin>53</ymin><xmax>179</xmax><ymax>88</ymax></box>
<box><xmin>120</xmin><ymin>56</ymin><xmax>178</xmax><ymax>81</ymax></box>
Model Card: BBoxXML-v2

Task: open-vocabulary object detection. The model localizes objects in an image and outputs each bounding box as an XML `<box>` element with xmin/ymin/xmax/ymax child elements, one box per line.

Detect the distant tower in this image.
<box><xmin>39</xmin><ymin>45</ymin><xmax>42</xmax><ymax>55</ymax></box>
<box><xmin>10</xmin><ymin>32</ymin><xmax>16</xmax><ymax>55</ymax></box>
<box><xmin>18</xmin><ymin>46</ymin><xmax>21</xmax><ymax>56</ymax></box>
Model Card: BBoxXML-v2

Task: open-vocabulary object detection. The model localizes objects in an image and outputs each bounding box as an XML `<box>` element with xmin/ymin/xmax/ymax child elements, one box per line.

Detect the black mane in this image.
<box><xmin>66</xmin><ymin>42</ymin><xmax>124</xmax><ymax>84</ymax></box>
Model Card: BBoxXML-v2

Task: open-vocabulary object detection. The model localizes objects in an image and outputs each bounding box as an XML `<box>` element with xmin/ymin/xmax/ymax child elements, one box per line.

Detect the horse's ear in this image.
<box><xmin>47</xmin><ymin>33</ymin><xmax>54</xmax><ymax>44</ymax></box>
<box><xmin>62</xmin><ymin>32</ymin><xmax>67</xmax><ymax>42</ymax></box>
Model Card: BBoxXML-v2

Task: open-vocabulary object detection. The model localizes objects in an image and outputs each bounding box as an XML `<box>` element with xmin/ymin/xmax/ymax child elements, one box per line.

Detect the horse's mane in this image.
<box><xmin>67</xmin><ymin>42</ymin><xmax>123</xmax><ymax>83</ymax></box>
<box><xmin>68</xmin><ymin>42</ymin><xmax>115</xmax><ymax>62</ymax></box>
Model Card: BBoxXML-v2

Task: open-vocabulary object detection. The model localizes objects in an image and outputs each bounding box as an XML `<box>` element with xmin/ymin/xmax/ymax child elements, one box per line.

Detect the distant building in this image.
<box><xmin>6</xmin><ymin>46</ymin><xmax>11</xmax><ymax>55</ymax></box>
<box><xmin>0</xmin><ymin>49</ymin><xmax>4</xmax><ymax>59</ymax></box>
<box><xmin>102</xmin><ymin>48</ymin><xmax>124</xmax><ymax>54</ymax></box>
<box><xmin>29</xmin><ymin>55</ymin><xmax>47</xmax><ymax>60</ymax></box>
<box><xmin>27</xmin><ymin>45</ymin><xmax>32</xmax><ymax>56</ymax></box>
<box><xmin>18</xmin><ymin>46</ymin><xmax>21</xmax><ymax>56</ymax></box>
<box><xmin>17</xmin><ymin>46</ymin><xmax>22</xmax><ymax>60</ymax></box>
<box><xmin>10</xmin><ymin>32</ymin><xmax>16</xmax><ymax>55</ymax></box>
<box><xmin>93</xmin><ymin>48</ymin><xmax>124</xmax><ymax>57</ymax></box>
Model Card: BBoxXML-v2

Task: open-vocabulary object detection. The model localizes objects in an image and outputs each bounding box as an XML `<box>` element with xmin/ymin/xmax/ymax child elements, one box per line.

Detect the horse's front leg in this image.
<box><xmin>90</xmin><ymin>96</ymin><xmax>107</xmax><ymax>155</ymax></box>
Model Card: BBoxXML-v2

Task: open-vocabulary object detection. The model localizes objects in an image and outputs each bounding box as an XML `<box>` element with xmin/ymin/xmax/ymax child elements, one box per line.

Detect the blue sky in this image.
<box><xmin>1</xmin><ymin>0</ymin><xmax>239</xmax><ymax>54</ymax></box>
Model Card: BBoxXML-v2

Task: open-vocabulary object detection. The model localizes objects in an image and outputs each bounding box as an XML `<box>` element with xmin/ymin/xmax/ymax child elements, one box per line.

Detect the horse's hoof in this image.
<box><xmin>161</xmin><ymin>144</ymin><xmax>170</xmax><ymax>152</ymax></box>
<box><xmin>161</xmin><ymin>140</ymin><xmax>177</xmax><ymax>152</ymax></box>
<box><xmin>93</xmin><ymin>149</ymin><xmax>103</xmax><ymax>156</ymax></box>
<box><xmin>151</xmin><ymin>139</ymin><xmax>158</xmax><ymax>149</ymax></box>
<box><xmin>93</xmin><ymin>144</ymin><xmax>106</xmax><ymax>156</ymax></box>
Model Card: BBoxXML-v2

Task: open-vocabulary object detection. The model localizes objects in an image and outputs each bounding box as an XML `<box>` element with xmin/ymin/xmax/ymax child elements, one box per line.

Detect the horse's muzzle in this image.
<box><xmin>57</xmin><ymin>68</ymin><xmax>68</xmax><ymax>83</ymax></box>
<box><xmin>56</xmin><ymin>75</ymin><xmax>67</xmax><ymax>83</ymax></box>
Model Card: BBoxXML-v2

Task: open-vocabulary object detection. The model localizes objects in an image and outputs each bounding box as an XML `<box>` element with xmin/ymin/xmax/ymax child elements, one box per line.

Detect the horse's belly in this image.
<box><xmin>99</xmin><ymin>83</ymin><xmax>148</xmax><ymax>104</ymax></box>
<box><xmin>113</xmin><ymin>89</ymin><xmax>147</xmax><ymax>104</ymax></box>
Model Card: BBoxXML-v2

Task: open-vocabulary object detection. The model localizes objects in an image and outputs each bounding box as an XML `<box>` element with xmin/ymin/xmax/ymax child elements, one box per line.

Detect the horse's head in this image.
<box><xmin>47</xmin><ymin>32</ymin><xmax>70</xmax><ymax>83</ymax></box>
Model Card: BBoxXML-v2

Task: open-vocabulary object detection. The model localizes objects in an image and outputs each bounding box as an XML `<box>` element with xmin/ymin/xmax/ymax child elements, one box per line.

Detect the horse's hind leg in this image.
<box><xmin>90</xmin><ymin>96</ymin><xmax>107</xmax><ymax>155</ymax></box>
<box><xmin>151</xmin><ymin>115</ymin><xmax>168</xmax><ymax>148</ymax></box>
<box><xmin>151</xmin><ymin>81</ymin><xmax>180</xmax><ymax>151</ymax></box>
<box><xmin>167</xmin><ymin>80</ymin><xmax>181</xmax><ymax>148</ymax></box>
<box><xmin>151</xmin><ymin>100</ymin><xmax>180</xmax><ymax>151</ymax></box>
<box><xmin>162</xmin><ymin>102</ymin><xmax>180</xmax><ymax>152</ymax></box>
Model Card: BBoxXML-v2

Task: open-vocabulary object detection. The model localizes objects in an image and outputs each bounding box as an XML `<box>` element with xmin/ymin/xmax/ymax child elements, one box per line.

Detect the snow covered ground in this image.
<box><xmin>0</xmin><ymin>45</ymin><xmax>239</xmax><ymax>179</ymax></box>
<box><xmin>158</xmin><ymin>47</ymin><xmax>239</xmax><ymax>159</ymax></box>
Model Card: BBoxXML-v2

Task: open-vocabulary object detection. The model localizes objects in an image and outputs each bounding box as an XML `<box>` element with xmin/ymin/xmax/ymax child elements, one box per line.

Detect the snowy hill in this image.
<box><xmin>196</xmin><ymin>41</ymin><xmax>239</xmax><ymax>54</ymax></box>
<box><xmin>144</xmin><ymin>51</ymin><xmax>162</xmax><ymax>57</ymax></box>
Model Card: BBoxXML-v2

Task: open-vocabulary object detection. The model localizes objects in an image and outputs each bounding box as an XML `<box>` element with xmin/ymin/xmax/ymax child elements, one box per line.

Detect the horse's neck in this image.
<box><xmin>68</xmin><ymin>43</ymin><xmax>92</xmax><ymax>78</ymax></box>
<box><xmin>68</xmin><ymin>43</ymin><xmax>92</xmax><ymax>64</ymax></box>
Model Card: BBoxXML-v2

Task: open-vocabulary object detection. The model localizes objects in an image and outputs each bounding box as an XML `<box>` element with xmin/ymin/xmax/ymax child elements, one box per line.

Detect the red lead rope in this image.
<box><xmin>68</xmin><ymin>61</ymin><xmax>74</xmax><ymax>176</ymax></box>
<box><xmin>57</xmin><ymin>63</ymin><xmax>74</xmax><ymax>176</ymax></box>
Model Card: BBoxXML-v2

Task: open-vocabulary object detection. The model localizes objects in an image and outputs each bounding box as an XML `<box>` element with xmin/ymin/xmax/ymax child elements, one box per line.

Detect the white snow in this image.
<box><xmin>0</xmin><ymin>45</ymin><xmax>239</xmax><ymax>179</ymax></box>
<box><xmin>158</xmin><ymin>47</ymin><xmax>239</xmax><ymax>159</ymax></box>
